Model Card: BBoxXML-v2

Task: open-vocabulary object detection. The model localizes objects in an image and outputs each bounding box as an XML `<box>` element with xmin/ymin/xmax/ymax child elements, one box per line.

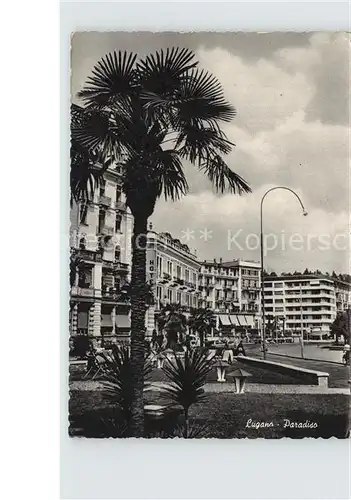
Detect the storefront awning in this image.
<box><xmin>77</xmin><ymin>311</ymin><xmax>88</xmax><ymax>328</ymax></box>
<box><xmin>101</xmin><ymin>313</ymin><xmax>113</xmax><ymax>327</ymax></box>
<box><xmin>229</xmin><ymin>314</ymin><xmax>255</xmax><ymax>328</ymax></box>
<box><xmin>115</xmin><ymin>314</ymin><xmax>131</xmax><ymax>330</ymax></box>
<box><xmin>229</xmin><ymin>315</ymin><xmax>239</xmax><ymax>326</ymax></box>
<box><xmin>244</xmin><ymin>315</ymin><xmax>255</xmax><ymax>327</ymax></box>
<box><xmin>218</xmin><ymin>314</ymin><xmax>231</xmax><ymax>326</ymax></box>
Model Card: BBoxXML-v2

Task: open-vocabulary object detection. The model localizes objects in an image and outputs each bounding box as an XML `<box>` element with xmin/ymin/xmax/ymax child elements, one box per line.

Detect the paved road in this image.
<box><xmin>266</xmin><ymin>343</ymin><xmax>344</xmax><ymax>363</ymax></box>
<box><xmin>244</xmin><ymin>344</ymin><xmax>349</xmax><ymax>388</ymax></box>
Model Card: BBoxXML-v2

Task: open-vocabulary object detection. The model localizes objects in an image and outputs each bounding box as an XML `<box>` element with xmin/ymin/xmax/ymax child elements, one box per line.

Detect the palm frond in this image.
<box><xmin>70</xmin><ymin>149</ymin><xmax>103</xmax><ymax>203</ymax></box>
<box><xmin>175</xmin><ymin>68</ymin><xmax>236</xmax><ymax>124</ymax></box>
<box><xmin>199</xmin><ymin>154</ymin><xmax>252</xmax><ymax>194</ymax></box>
<box><xmin>71</xmin><ymin>106</ymin><xmax>120</xmax><ymax>158</ymax></box>
<box><xmin>154</xmin><ymin>149</ymin><xmax>188</xmax><ymax>201</ymax></box>
<box><xmin>161</xmin><ymin>349</ymin><xmax>214</xmax><ymax>411</ymax></box>
<box><xmin>101</xmin><ymin>345</ymin><xmax>152</xmax><ymax>421</ymax></box>
<box><xmin>78</xmin><ymin>51</ymin><xmax>137</xmax><ymax>109</ymax></box>
<box><xmin>176</xmin><ymin>124</ymin><xmax>233</xmax><ymax>165</ymax></box>
<box><xmin>138</xmin><ymin>47</ymin><xmax>198</xmax><ymax>97</ymax></box>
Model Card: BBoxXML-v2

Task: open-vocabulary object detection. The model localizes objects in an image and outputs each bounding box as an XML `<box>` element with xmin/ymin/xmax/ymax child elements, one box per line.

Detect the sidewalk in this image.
<box><xmin>69</xmin><ymin>379</ymin><xmax>350</xmax><ymax>395</ymax></box>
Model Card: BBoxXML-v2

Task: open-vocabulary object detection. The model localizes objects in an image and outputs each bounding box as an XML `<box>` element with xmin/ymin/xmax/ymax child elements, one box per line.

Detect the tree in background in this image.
<box><xmin>188</xmin><ymin>308</ymin><xmax>216</xmax><ymax>347</ymax></box>
<box><xmin>157</xmin><ymin>303</ymin><xmax>188</xmax><ymax>349</ymax></box>
<box><xmin>331</xmin><ymin>309</ymin><xmax>350</xmax><ymax>344</ymax></box>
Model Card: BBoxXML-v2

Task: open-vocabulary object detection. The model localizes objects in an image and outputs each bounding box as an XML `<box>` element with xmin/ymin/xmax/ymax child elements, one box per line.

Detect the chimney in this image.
<box><xmin>220</xmin><ymin>257</ymin><xmax>223</xmax><ymax>264</ymax></box>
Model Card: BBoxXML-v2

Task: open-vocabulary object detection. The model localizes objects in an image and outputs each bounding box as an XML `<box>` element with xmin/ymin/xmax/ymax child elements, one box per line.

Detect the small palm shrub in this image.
<box><xmin>161</xmin><ymin>348</ymin><xmax>214</xmax><ymax>438</ymax></box>
<box><xmin>101</xmin><ymin>345</ymin><xmax>152</xmax><ymax>434</ymax></box>
<box><xmin>70</xmin><ymin>335</ymin><xmax>90</xmax><ymax>358</ymax></box>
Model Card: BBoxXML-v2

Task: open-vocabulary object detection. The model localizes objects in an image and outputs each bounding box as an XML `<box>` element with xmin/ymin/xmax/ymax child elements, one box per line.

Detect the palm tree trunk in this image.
<box><xmin>129</xmin><ymin>213</ymin><xmax>148</xmax><ymax>437</ymax></box>
<box><xmin>184</xmin><ymin>408</ymin><xmax>189</xmax><ymax>438</ymax></box>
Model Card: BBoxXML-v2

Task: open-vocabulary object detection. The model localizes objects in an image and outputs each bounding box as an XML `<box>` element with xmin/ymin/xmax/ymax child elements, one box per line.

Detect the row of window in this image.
<box><xmin>79</xmin><ymin>238</ymin><xmax>121</xmax><ymax>262</ymax></box>
<box><xmin>156</xmin><ymin>286</ymin><xmax>197</xmax><ymax>306</ymax></box>
<box><xmin>79</xmin><ymin>203</ymin><xmax>123</xmax><ymax>234</ymax></box>
<box><xmin>156</xmin><ymin>256</ymin><xmax>197</xmax><ymax>283</ymax></box>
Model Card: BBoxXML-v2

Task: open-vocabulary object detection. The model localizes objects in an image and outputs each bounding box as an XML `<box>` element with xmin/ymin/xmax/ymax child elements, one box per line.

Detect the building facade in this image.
<box><xmin>146</xmin><ymin>227</ymin><xmax>200</xmax><ymax>335</ymax></box>
<box><xmin>198</xmin><ymin>259</ymin><xmax>261</xmax><ymax>334</ymax></box>
<box><xmin>69</xmin><ymin>166</ymin><xmax>133</xmax><ymax>345</ymax></box>
<box><xmin>263</xmin><ymin>274</ymin><xmax>351</xmax><ymax>336</ymax></box>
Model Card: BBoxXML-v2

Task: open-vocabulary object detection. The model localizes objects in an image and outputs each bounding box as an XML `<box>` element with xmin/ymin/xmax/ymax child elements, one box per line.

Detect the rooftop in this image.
<box><xmin>202</xmin><ymin>258</ymin><xmax>260</xmax><ymax>268</ymax></box>
<box><xmin>264</xmin><ymin>273</ymin><xmax>351</xmax><ymax>288</ymax></box>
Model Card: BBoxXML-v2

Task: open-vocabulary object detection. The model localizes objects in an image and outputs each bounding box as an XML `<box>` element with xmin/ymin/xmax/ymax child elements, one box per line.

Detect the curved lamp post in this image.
<box><xmin>260</xmin><ymin>187</ymin><xmax>308</xmax><ymax>360</ymax></box>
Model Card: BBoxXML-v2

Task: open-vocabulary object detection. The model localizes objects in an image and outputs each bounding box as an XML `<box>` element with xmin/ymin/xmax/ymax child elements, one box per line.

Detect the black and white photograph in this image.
<box><xmin>69</xmin><ymin>31</ymin><xmax>350</xmax><ymax>439</ymax></box>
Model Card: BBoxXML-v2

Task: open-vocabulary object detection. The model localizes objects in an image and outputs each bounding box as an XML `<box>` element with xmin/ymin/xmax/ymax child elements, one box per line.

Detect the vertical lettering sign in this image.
<box><xmin>148</xmin><ymin>250</ymin><xmax>156</xmax><ymax>287</ymax></box>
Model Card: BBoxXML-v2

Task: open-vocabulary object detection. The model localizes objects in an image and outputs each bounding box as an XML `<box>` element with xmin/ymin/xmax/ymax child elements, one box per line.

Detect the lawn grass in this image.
<box><xmin>69</xmin><ymin>389</ymin><xmax>349</xmax><ymax>439</ymax></box>
<box><xmin>70</xmin><ymin>361</ymin><xmax>309</xmax><ymax>386</ymax></box>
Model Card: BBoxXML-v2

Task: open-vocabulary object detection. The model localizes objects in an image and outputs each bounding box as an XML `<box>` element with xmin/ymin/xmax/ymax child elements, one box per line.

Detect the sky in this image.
<box><xmin>71</xmin><ymin>32</ymin><xmax>350</xmax><ymax>274</ymax></box>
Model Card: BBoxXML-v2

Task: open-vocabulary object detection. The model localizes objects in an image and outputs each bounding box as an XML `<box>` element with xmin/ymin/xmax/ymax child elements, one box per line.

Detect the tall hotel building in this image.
<box><xmin>263</xmin><ymin>274</ymin><xmax>351</xmax><ymax>335</ymax></box>
<box><xmin>198</xmin><ymin>259</ymin><xmax>261</xmax><ymax>334</ymax></box>
<box><xmin>69</xmin><ymin>165</ymin><xmax>133</xmax><ymax>345</ymax></box>
<box><xmin>146</xmin><ymin>227</ymin><xmax>200</xmax><ymax>335</ymax></box>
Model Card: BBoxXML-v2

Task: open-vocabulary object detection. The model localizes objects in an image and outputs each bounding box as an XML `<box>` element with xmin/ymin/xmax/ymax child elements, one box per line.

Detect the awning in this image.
<box><xmin>218</xmin><ymin>314</ymin><xmax>231</xmax><ymax>326</ymax></box>
<box><xmin>244</xmin><ymin>315</ymin><xmax>255</xmax><ymax>327</ymax></box>
<box><xmin>229</xmin><ymin>315</ymin><xmax>240</xmax><ymax>326</ymax></box>
<box><xmin>115</xmin><ymin>314</ymin><xmax>131</xmax><ymax>330</ymax></box>
<box><xmin>101</xmin><ymin>313</ymin><xmax>113</xmax><ymax>327</ymax></box>
<box><xmin>77</xmin><ymin>311</ymin><xmax>88</xmax><ymax>328</ymax></box>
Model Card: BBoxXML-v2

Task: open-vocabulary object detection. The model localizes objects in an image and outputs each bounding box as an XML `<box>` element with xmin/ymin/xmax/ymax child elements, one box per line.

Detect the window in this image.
<box><xmin>157</xmin><ymin>287</ymin><xmax>162</xmax><ymax>299</ymax></box>
<box><xmin>157</xmin><ymin>256</ymin><xmax>163</xmax><ymax>276</ymax></box>
<box><xmin>186</xmin><ymin>294</ymin><xmax>190</xmax><ymax>305</ymax></box>
<box><xmin>274</xmin><ymin>282</ymin><xmax>283</xmax><ymax>288</ymax></box>
<box><xmin>167</xmin><ymin>261</ymin><xmax>173</xmax><ymax>276</ymax></box>
<box><xmin>114</xmin><ymin>245</ymin><xmax>121</xmax><ymax>262</ymax></box>
<box><xmin>192</xmin><ymin>272</ymin><xmax>196</xmax><ymax>284</ymax></box>
<box><xmin>79</xmin><ymin>203</ymin><xmax>88</xmax><ymax>225</ymax></box>
<box><xmin>78</xmin><ymin>267</ymin><xmax>92</xmax><ymax>288</ymax></box>
<box><xmin>99</xmin><ymin>179</ymin><xmax>106</xmax><ymax>197</ymax></box>
<box><xmin>275</xmin><ymin>299</ymin><xmax>284</xmax><ymax>303</ymax></box>
<box><xmin>176</xmin><ymin>265</ymin><xmax>181</xmax><ymax>279</ymax></box>
<box><xmin>98</xmin><ymin>209</ymin><xmax>106</xmax><ymax>233</ymax></box>
<box><xmin>79</xmin><ymin>237</ymin><xmax>86</xmax><ymax>250</ymax></box>
<box><xmin>177</xmin><ymin>291</ymin><xmax>181</xmax><ymax>303</ymax></box>
<box><xmin>167</xmin><ymin>289</ymin><xmax>172</xmax><ymax>301</ymax></box>
<box><xmin>115</xmin><ymin>184</ymin><xmax>122</xmax><ymax>202</ymax></box>
<box><xmin>275</xmin><ymin>307</ymin><xmax>284</xmax><ymax>312</ymax></box>
<box><xmin>115</xmin><ymin>215</ymin><xmax>122</xmax><ymax>233</ymax></box>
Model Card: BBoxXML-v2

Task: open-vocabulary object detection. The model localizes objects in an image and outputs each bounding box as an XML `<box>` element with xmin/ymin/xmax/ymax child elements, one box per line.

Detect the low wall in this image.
<box><xmin>236</xmin><ymin>356</ymin><xmax>329</xmax><ymax>387</ymax></box>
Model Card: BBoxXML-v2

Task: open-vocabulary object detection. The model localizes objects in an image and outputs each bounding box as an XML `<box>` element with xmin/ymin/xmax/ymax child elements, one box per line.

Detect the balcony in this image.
<box><xmin>114</xmin><ymin>261</ymin><xmax>129</xmax><ymax>273</ymax></box>
<box><xmin>74</xmin><ymin>248</ymin><xmax>102</xmax><ymax>263</ymax></box>
<box><xmin>71</xmin><ymin>286</ymin><xmax>96</xmax><ymax>298</ymax></box>
<box><xmin>101</xmin><ymin>287</ymin><xmax>118</xmax><ymax>300</ymax></box>
<box><xmin>99</xmin><ymin>195</ymin><xmax>112</xmax><ymax>207</ymax></box>
<box><xmin>98</xmin><ymin>225</ymin><xmax>114</xmax><ymax>236</ymax></box>
<box><xmin>115</xmin><ymin>200</ymin><xmax>126</xmax><ymax>211</ymax></box>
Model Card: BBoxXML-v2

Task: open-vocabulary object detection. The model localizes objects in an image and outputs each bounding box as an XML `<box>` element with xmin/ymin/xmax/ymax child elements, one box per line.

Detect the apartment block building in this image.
<box><xmin>146</xmin><ymin>227</ymin><xmax>200</xmax><ymax>335</ymax></box>
<box><xmin>263</xmin><ymin>274</ymin><xmax>351</xmax><ymax>335</ymax></box>
<box><xmin>198</xmin><ymin>258</ymin><xmax>261</xmax><ymax>333</ymax></box>
<box><xmin>69</xmin><ymin>166</ymin><xmax>133</xmax><ymax>345</ymax></box>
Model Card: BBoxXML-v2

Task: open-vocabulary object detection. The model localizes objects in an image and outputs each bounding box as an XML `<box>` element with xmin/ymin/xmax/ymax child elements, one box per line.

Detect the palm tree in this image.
<box><xmin>188</xmin><ymin>307</ymin><xmax>216</xmax><ymax>347</ymax></box>
<box><xmin>71</xmin><ymin>47</ymin><xmax>251</xmax><ymax>436</ymax></box>
<box><xmin>157</xmin><ymin>303</ymin><xmax>188</xmax><ymax>349</ymax></box>
<box><xmin>161</xmin><ymin>348</ymin><xmax>214</xmax><ymax>438</ymax></box>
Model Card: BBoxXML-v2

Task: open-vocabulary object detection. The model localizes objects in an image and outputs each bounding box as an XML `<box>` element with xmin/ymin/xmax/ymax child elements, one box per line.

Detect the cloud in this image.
<box><xmin>151</xmin><ymin>188</ymin><xmax>349</xmax><ymax>273</ymax></box>
<box><xmin>71</xmin><ymin>32</ymin><xmax>350</xmax><ymax>273</ymax></box>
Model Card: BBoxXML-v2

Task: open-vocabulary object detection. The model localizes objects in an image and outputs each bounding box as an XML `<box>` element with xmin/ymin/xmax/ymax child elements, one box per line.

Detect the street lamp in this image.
<box><xmin>260</xmin><ymin>187</ymin><xmax>308</xmax><ymax>360</ymax></box>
